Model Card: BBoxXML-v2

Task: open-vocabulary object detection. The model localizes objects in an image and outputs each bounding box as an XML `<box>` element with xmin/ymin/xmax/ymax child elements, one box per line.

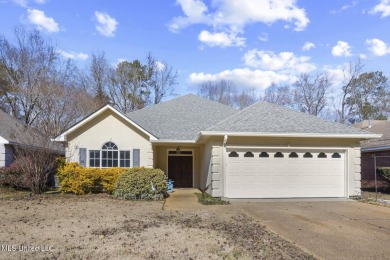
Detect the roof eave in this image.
<box><xmin>53</xmin><ymin>105</ymin><xmax>158</xmax><ymax>142</ymax></box>
<box><xmin>361</xmin><ymin>145</ymin><xmax>390</xmax><ymax>152</ymax></box>
<box><xmin>0</xmin><ymin>135</ymin><xmax>9</xmax><ymax>144</ymax></box>
<box><xmin>200</xmin><ymin>131</ymin><xmax>382</xmax><ymax>139</ymax></box>
<box><xmin>151</xmin><ymin>139</ymin><xmax>196</xmax><ymax>144</ymax></box>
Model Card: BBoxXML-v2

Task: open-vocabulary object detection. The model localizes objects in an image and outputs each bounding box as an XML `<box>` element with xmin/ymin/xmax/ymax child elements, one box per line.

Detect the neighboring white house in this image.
<box><xmin>54</xmin><ymin>94</ymin><xmax>380</xmax><ymax>199</ymax></box>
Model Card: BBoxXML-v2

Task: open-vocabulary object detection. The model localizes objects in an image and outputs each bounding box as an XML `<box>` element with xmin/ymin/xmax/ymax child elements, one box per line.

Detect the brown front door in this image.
<box><xmin>168</xmin><ymin>156</ymin><xmax>193</xmax><ymax>187</ymax></box>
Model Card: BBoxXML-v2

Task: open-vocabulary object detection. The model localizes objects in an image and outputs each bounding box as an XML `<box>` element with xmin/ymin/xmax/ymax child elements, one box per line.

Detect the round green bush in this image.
<box><xmin>113</xmin><ymin>167</ymin><xmax>167</xmax><ymax>200</ymax></box>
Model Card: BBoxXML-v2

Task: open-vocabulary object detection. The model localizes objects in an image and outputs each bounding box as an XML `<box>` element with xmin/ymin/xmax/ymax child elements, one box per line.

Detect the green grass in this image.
<box><xmin>195</xmin><ymin>192</ymin><xmax>229</xmax><ymax>205</ymax></box>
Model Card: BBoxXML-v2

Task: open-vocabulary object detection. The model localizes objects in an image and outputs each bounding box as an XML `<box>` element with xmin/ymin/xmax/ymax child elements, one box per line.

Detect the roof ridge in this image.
<box><xmin>127</xmin><ymin>93</ymin><xmax>235</xmax><ymax>117</ymax></box>
<box><xmin>205</xmin><ymin>100</ymin><xmax>261</xmax><ymax>130</ymax></box>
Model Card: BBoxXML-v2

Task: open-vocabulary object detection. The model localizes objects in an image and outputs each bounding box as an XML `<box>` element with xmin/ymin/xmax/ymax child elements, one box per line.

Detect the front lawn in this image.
<box><xmin>0</xmin><ymin>191</ymin><xmax>315</xmax><ymax>259</ymax></box>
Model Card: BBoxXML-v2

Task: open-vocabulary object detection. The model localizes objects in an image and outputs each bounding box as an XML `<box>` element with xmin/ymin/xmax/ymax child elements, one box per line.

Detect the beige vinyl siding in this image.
<box><xmin>66</xmin><ymin>110</ymin><xmax>152</xmax><ymax>168</ymax></box>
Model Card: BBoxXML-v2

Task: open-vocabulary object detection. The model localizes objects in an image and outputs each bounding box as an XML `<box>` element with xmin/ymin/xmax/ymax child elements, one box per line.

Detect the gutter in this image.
<box><xmin>151</xmin><ymin>139</ymin><xmax>196</xmax><ymax>144</ymax></box>
<box><xmin>361</xmin><ymin>145</ymin><xmax>390</xmax><ymax>152</ymax></box>
<box><xmin>200</xmin><ymin>131</ymin><xmax>382</xmax><ymax>139</ymax></box>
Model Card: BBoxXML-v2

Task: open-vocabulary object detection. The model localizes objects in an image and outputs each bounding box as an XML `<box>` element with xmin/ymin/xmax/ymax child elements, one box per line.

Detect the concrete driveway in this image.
<box><xmin>232</xmin><ymin>200</ymin><xmax>390</xmax><ymax>260</ymax></box>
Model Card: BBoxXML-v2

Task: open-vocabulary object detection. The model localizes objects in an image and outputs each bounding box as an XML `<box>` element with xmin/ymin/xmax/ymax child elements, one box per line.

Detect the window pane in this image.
<box><xmin>113</xmin><ymin>159</ymin><xmax>118</xmax><ymax>167</ymax></box>
<box><xmin>102</xmin><ymin>159</ymin><xmax>107</xmax><ymax>167</ymax></box>
<box><xmin>102</xmin><ymin>151</ymin><xmax>107</xmax><ymax>159</ymax></box>
<box><xmin>113</xmin><ymin>151</ymin><xmax>118</xmax><ymax>159</ymax></box>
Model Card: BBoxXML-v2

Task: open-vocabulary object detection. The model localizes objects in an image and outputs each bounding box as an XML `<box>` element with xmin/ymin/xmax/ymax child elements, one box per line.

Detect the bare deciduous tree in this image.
<box><xmin>84</xmin><ymin>52</ymin><xmax>110</xmax><ymax>107</ymax></box>
<box><xmin>198</xmin><ymin>80</ymin><xmax>237</xmax><ymax>106</ymax></box>
<box><xmin>0</xmin><ymin>27</ymin><xmax>57</xmax><ymax>125</ymax></box>
<box><xmin>234</xmin><ymin>88</ymin><xmax>258</xmax><ymax>109</ymax></box>
<box><xmin>11</xmin><ymin>124</ymin><xmax>63</xmax><ymax>193</ymax></box>
<box><xmin>335</xmin><ymin>60</ymin><xmax>364</xmax><ymax>123</ymax></box>
<box><xmin>262</xmin><ymin>83</ymin><xmax>293</xmax><ymax>107</ymax></box>
<box><xmin>146</xmin><ymin>53</ymin><xmax>178</xmax><ymax>104</ymax></box>
<box><xmin>293</xmin><ymin>73</ymin><xmax>331</xmax><ymax>116</ymax></box>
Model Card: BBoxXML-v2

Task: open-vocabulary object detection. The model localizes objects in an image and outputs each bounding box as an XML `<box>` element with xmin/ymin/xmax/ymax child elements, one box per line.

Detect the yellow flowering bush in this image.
<box><xmin>57</xmin><ymin>162</ymin><xmax>126</xmax><ymax>195</ymax></box>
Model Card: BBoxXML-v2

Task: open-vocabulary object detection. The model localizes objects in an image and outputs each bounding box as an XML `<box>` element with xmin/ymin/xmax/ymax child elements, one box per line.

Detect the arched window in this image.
<box><xmin>244</xmin><ymin>151</ymin><xmax>254</xmax><ymax>157</ymax></box>
<box><xmin>318</xmin><ymin>152</ymin><xmax>327</xmax><ymax>158</ymax></box>
<box><xmin>289</xmin><ymin>152</ymin><xmax>298</xmax><ymax>158</ymax></box>
<box><xmin>228</xmin><ymin>151</ymin><xmax>239</xmax><ymax>157</ymax></box>
<box><xmin>332</xmin><ymin>152</ymin><xmax>341</xmax><ymax>158</ymax></box>
<box><xmin>102</xmin><ymin>142</ymin><xmax>118</xmax><ymax>150</ymax></box>
<box><xmin>274</xmin><ymin>152</ymin><xmax>284</xmax><ymax>158</ymax></box>
<box><xmin>102</xmin><ymin>142</ymin><xmax>119</xmax><ymax>167</ymax></box>
<box><xmin>259</xmin><ymin>152</ymin><xmax>269</xmax><ymax>158</ymax></box>
<box><xmin>303</xmin><ymin>152</ymin><xmax>313</xmax><ymax>158</ymax></box>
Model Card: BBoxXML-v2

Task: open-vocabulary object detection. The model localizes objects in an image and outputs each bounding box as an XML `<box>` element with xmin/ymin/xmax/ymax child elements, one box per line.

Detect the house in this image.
<box><xmin>54</xmin><ymin>94</ymin><xmax>380</xmax><ymax>199</ymax></box>
<box><xmin>0</xmin><ymin>110</ymin><xmax>64</xmax><ymax>168</ymax></box>
<box><xmin>353</xmin><ymin>120</ymin><xmax>390</xmax><ymax>189</ymax></box>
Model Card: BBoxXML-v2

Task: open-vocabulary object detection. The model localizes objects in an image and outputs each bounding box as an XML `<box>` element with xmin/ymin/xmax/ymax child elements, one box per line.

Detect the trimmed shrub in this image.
<box><xmin>377</xmin><ymin>167</ymin><xmax>390</xmax><ymax>183</ymax></box>
<box><xmin>57</xmin><ymin>162</ymin><xmax>126</xmax><ymax>195</ymax></box>
<box><xmin>114</xmin><ymin>167</ymin><xmax>167</xmax><ymax>200</ymax></box>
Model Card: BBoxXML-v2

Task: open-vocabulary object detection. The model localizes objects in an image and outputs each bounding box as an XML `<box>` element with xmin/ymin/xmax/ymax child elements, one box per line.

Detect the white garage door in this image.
<box><xmin>225</xmin><ymin>149</ymin><xmax>346</xmax><ymax>198</ymax></box>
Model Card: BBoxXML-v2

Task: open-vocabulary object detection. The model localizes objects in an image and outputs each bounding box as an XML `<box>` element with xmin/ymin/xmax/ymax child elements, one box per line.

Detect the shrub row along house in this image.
<box><xmin>54</xmin><ymin>94</ymin><xmax>380</xmax><ymax>199</ymax></box>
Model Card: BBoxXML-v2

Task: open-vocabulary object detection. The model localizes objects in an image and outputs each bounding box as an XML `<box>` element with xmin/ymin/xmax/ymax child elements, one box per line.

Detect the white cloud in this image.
<box><xmin>243</xmin><ymin>49</ymin><xmax>316</xmax><ymax>73</ymax></box>
<box><xmin>13</xmin><ymin>0</ymin><xmax>47</xmax><ymax>7</ymax></box>
<box><xmin>189</xmin><ymin>68</ymin><xmax>296</xmax><ymax>90</ymax></box>
<box><xmin>331</xmin><ymin>41</ymin><xmax>352</xmax><ymax>57</ymax></box>
<box><xmin>95</xmin><ymin>11</ymin><xmax>118</xmax><ymax>37</ymax></box>
<box><xmin>188</xmin><ymin>48</ymin><xmax>317</xmax><ymax>90</ymax></box>
<box><xmin>27</xmin><ymin>9</ymin><xmax>59</xmax><ymax>32</ymax></box>
<box><xmin>13</xmin><ymin>0</ymin><xmax>27</xmax><ymax>7</ymax></box>
<box><xmin>258</xmin><ymin>33</ymin><xmax>268</xmax><ymax>42</ymax></box>
<box><xmin>302</xmin><ymin>42</ymin><xmax>315</xmax><ymax>51</ymax></box>
<box><xmin>169</xmin><ymin>0</ymin><xmax>309</xmax><ymax>47</ymax></box>
<box><xmin>359</xmin><ymin>53</ymin><xmax>367</xmax><ymax>59</ymax></box>
<box><xmin>366</xmin><ymin>38</ymin><xmax>390</xmax><ymax>56</ymax></box>
<box><xmin>155</xmin><ymin>61</ymin><xmax>165</xmax><ymax>71</ymax></box>
<box><xmin>59</xmin><ymin>50</ymin><xmax>89</xmax><ymax>60</ymax></box>
<box><xmin>370</xmin><ymin>0</ymin><xmax>390</xmax><ymax>17</ymax></box>
<box><xmin>198</xmin><ymin>30</ymin><xmax>245</xmax><ymax>47</ymax></box>
<box><xmin>341</xmin><ymin>1</ymin><xmax>357</xmax><ymax>10</ymax></box>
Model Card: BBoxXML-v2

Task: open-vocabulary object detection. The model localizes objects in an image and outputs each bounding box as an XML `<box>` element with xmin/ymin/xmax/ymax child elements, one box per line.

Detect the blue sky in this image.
<box><xmin>1</xmin><ymin>0</ymin><xmax>390</xmax><ymax>96</ymax></box>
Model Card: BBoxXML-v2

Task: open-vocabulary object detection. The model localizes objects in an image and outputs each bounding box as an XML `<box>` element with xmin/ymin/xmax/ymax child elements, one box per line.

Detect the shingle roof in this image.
<box><xmin>0</xmin><ymin>110</ymin><xmax>64</xmax><ymax>152</ymax></box>
<box><xmin>127</xmin><ymin>94</ymin><xmax>237</xmax><ymax>140</ymax></box>
<box><xmin>206</xmin><ymin>101</ymin><xmax>374</xmax><ymax>135</ymax></box>
<box><xmin>353</xmin><ymin>120</ymin><xmax>390</xmax><ymax>149</ymax></box>
<box><xmin>0</xmin><ymin>110</ymin><xmax>30</xmax><ymax>143</ymax></box>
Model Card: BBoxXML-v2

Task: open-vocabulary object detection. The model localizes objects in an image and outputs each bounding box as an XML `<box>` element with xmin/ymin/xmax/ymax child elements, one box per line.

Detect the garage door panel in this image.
<box><xmin>226</xmin><ymin>149</ymin><xmax>346</xmax><ymax>198</ymax></box>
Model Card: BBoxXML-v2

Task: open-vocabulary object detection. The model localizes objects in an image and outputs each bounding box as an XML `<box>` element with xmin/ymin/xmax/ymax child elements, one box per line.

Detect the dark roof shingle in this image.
<box><xmin>207</xmin><ymin>101</ymin><xmax>374</xmax><ymax>135</ymax></box>
<box><xmin>127</xmin><ymin>94</ymin><xmax>237</xmax><ymax>140</ymax></box>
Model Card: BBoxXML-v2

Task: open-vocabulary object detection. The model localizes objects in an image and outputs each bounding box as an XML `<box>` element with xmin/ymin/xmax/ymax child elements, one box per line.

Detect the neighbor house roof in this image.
<box><xmin>127</xmin><ymin>94</ymin><xmax>237</xmax><ymax>140</ymax></box>
<box><xmin>0</xmin><ymin>110</ymin><xmax>32</xmax><ymax>144</ymax></box>
<box><xmin>353</xmin><ymin>120</ymin><xmax>390</xmax><ymax>151</ymax></box>
<box><xmin>203</xmin><ymin>101</ymin><xmax>379</xmax><ymax>138</ymax></box>
<box><xmin>0</xmin><ymin>110</ymin><xmax>64</xmax><ymax>152</ymax></box>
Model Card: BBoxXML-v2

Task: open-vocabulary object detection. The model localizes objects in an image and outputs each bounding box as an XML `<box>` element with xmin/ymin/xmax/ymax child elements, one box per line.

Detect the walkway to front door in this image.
<box><xmin>164</xmin><ymin>188</ymin><xmax>203</xmax><ymax>210</ymax></box>
<box><xmin>168</xmin><ymin>155</ymin><xmax>193</xmax><ymax>187</ymax></box>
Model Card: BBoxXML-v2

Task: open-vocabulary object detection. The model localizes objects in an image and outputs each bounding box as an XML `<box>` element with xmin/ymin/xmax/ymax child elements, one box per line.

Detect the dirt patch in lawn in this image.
<box><xmin>0</xmin><ymin>193</ymin><xmax>315</xmax><ymax>259</ymax></box>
